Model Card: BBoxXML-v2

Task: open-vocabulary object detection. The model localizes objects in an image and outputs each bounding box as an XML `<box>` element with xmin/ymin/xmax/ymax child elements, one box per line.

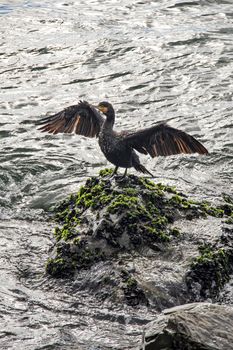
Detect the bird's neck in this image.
<box><xmin>104</xmin><ymin>110</ymin><xmax>115</xmax><ymax>130</ymax></box>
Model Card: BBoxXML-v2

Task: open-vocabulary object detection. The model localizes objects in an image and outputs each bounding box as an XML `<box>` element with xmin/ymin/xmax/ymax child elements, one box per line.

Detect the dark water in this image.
<box><xmin>0</xmin><ymin>0</ymin><xmax>233</xmax><ymax>349</ymax></box>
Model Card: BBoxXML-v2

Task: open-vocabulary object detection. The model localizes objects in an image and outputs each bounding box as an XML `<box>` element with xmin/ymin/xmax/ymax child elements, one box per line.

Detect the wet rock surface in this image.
<box><xmin>46</xmin><ymin>170</ymin><xmax>233</xmax><ymax>310</ymax></box>
<box><xmin>142</xmin><ymin>303</ymin><xmax>233</xmax><ymax>350</ymax></box>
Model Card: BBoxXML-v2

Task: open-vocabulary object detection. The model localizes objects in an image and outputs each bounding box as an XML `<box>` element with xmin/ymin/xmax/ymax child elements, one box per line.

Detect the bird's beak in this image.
<box><xmin>91</xmin><ymin>104</ymin><xmax>103</xmax><ymax>111</ymax></box>
<box><xmin>93</xmin><ymin>105</ymin><xmax>108</xmax><ymax>114</ymax></box>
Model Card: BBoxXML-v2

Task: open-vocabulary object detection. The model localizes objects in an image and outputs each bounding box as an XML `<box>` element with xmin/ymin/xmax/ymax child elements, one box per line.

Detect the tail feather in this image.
<box><xmin>134</xmin><ymin>163</ymin><xmax>154</xmax><ymax>177</ymax></box>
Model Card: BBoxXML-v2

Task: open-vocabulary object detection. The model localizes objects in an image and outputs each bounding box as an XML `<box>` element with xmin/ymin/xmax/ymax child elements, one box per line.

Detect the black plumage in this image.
<box><xmin>38</xmin><ymin>100</ymin><xmax>208</xmax><ymax>177</ymax></box>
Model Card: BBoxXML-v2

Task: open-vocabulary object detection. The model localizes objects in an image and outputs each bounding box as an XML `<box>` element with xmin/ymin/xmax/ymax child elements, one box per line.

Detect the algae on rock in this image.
<box><xmin>46</xmin><ymin>170</ymin><xmax>184</xmax><ymax>277</ymax></box>
<box><xmin>45</xmin><ymin>169</ymin><xmax>233</xmax><ymax>306</ymax></box>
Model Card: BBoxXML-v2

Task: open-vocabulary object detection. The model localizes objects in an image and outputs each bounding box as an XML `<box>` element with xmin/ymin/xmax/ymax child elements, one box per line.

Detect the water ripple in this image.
<box><xmin>0</xmin><ymin>0</ymin><xmax>233</xmax><ymax>348</ymax></box>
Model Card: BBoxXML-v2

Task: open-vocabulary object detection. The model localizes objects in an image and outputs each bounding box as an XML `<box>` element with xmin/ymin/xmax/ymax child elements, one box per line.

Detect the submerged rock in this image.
<box><xmin>45</xmin><ymin>169</ymin><xmax>233</xmax><ymax>307</ymax></box>
<box><xmin>141</xmin><ymin>303</ymin><xmax>233</xmax><ymax>350</ymax></box>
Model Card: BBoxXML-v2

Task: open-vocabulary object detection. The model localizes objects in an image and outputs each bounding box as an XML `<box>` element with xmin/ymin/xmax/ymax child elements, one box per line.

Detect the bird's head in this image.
<box><xmin>96</xmin><ymin>101</ymin><xmax>114</xmax><ymax>116</ymax></box>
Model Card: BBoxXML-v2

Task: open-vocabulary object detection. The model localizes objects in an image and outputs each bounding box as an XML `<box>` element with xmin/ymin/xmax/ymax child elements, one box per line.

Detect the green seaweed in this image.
<box><xmin>170</xmin><ymin>227</ymin><xmax>181</xmax><ymax>236</ymax></box>
<box><xmin>225</xmin><ymin>216</ymin><xmax>233</xmax><ymax>225</ymax></box>
<box><xmin>126</xmin><ymin>277</ymin><xmax>137</xmax><ymax>288</ymax></box>
<box><xmin>107</xmin><ymin>194</ymin><xmax>139</xmax><ymax>214</ymax></box>
<box><xmin>187</xmin><ymin>244</ymin><xmax>232</xmax><ymax>299</ymax></box>
<box><xmin>54</xmin><ymin>225</ymin><xmax>77</xmax><ymax>241</ymax></box>
<box><xmin>46</xmin><ymin>257</ymin><xmax>73</xmax><ymax>278</ymax></box>
<box><xmin>46</xmin><ymin>168</ymin><xmax>233</xmax><ymax>280</ymax></box>
<box><xmin>200</xmin><ymin>202</ymin><xmax>224</xmax><ymax>218</ymax></box>
<box><xmin>99</xmin><ymin>168</ymin><xmax>113</xmax><ymax>177</ymax></box>
<box><xmin>192</xmin><ymin>247</ymin><xmax>227</xmax><ymax>266</ymax></box>
<box><xmin>74</xmin><ymin>178</ymin><xmax>114</xmax><ymax>211</ymax></box>
<box><xmin>121</xmin><ymin>269</ymin><xmax>149</xmax><ymax>306</ymax></box>
<box><xmin>169</xmin><ymin>194</ymin><xmax>193</xmax><ymax>209</ymax></box>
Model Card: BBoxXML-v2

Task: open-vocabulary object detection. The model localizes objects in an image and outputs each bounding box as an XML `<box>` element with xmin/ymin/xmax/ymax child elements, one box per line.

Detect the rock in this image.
<box><xmin>141</xmin><ymin>303</ymin><xmax>233</xmax><ymax>350</ymax></box>
<box><xmin>45</xmin><ymin>169</ymin><xmax>233</xmax><ymax>307</ymax></box>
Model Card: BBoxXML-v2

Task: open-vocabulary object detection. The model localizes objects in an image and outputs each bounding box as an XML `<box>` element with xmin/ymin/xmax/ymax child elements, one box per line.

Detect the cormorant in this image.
<box><xmin>38</xmin><ymin>101</ymin><xmax>208</xmax><ymax>177</ymax></box>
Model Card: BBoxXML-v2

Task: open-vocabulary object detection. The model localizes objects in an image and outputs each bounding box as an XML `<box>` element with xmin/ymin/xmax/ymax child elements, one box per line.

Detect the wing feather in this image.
<box><xmin>124</xmin><ymin>123</ymin><xmax>208</xmax><ymax>157</ymax></box>
<box><xmin>37</xmin><ymin>101</ymin><xmax>104</xmax><ymax>138</ymax></box>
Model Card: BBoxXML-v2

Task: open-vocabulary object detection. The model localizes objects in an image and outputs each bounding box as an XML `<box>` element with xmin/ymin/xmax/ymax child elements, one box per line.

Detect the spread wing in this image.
<box><xmin>37</xmin><ymin>100</ymin><xmax>104</xmax><ymax>138</ymax></box>
<box><xmin>124</xmin><ymin>123</ymin><xmax>208</xmax><ymax>157</ymax></box>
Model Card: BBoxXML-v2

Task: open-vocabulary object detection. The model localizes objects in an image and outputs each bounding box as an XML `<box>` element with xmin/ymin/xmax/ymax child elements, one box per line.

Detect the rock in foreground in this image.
<box><xmin>142</xmin><ymin>303</ymin><xmax>233</xmax><ymax>350</ymax></box>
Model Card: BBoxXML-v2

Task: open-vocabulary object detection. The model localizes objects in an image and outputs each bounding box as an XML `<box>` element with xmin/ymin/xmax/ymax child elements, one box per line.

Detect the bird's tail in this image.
<box><xmin>133</xmin><ymin>163</ymin><xmax>154</xmax><ymax>177</ymax></box>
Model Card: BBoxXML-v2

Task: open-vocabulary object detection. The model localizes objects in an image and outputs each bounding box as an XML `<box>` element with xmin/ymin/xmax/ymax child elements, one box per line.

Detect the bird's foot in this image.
<box><xmin>107</xmin><ymin>167</ymin><xmax>119</xmax><ymax>180</ymax></box>
<box><xmin>115</xmin><ymin>168</ymin><xmax>128</xmax><ymax>181</ymax></box>
<box><xmin>104</xmin><ymin>168</ymin><xmax>127</xmax><ymax>181</ymax></box>
<box><xmin>107</xmin><ymin>172</ymin><xmax>118</xmax><ymax>180</ymax></box>
<box><xmin>114</xmin><ymin>174</ymin><xmax>127</xmax><ymax>182</ymax></box>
